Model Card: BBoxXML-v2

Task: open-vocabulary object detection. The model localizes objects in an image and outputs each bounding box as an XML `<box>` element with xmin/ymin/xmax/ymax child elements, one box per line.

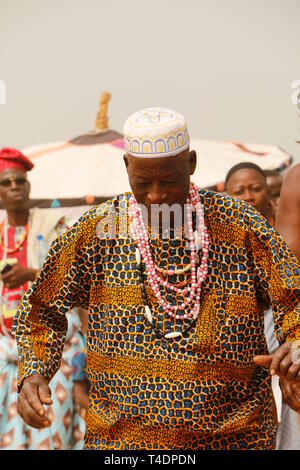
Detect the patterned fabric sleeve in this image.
<box><xmin>201</xmin><ymin>190</ymin><xmax>300</xmax><ymax>347</ymax></box>
<box><xmin>12</xmin><ymin>207</ymin><xmax>101</xmax><ymax>391</ymax></box>
<box><xmin>243</xmin><ymin>202</ymin><xmax>300</xmax><ymax>345</ymax></box>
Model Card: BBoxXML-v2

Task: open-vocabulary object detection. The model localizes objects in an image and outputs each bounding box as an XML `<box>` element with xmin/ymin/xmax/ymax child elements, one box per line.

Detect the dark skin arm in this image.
<box><xmin>76</xmin><ymin>307</ymin><xmax>89</xmax><ymax>335</ymax></box>
<box><xmin>254</xmin><ymin>165</ymin><xmax>300</xmax><ymax>412</ymax></box>
<box><xmin>73</xmin><ymin>380</ymin><xmax>89</xmax><ymax>409</ymax></box>
<box><xmin>1</xmin><ymin>264</ymin><xmax>38</xmax><ymax>289</ymax></box>
<box><xmin>17</xmin><ymin>374</ymin><xmax>53</xmax><ymax>429</ymax></box>
<box><xmin>276</xmin><ymin>163</ymin><xmax>300</xmax><ymax>260</ymax></box>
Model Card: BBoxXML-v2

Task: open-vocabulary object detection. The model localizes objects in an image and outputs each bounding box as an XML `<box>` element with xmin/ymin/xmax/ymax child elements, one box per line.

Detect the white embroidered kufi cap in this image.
<box><xmin>123</xmin><ymin>107</ymin><xmax>190</xmax><ymax>158</ymax></box>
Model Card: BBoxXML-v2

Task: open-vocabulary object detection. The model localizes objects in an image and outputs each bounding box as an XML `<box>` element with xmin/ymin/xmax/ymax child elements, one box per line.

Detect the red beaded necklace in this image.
<box><xmin>0</xmin><ymin>221</ymin><xmax>29</xmax><ymax>254</ymax></box>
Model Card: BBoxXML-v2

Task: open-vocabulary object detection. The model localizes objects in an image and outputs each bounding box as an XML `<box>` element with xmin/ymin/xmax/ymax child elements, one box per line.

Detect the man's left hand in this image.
<box><xmin>1</xmin><ymin>264</ymin><xmax>38</xmax><ymax>289</ymax></box>
<box><xmin>253</xmin><ymin>342</ymin><xmax>300</xmax><ymax>382</ymax></box>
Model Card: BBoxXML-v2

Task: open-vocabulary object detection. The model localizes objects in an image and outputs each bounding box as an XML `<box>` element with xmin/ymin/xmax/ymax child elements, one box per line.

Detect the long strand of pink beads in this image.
<box><xmin>129</xmin><ymin>183</ymin><xmax>209</xmax><ymax>321</ymax></box>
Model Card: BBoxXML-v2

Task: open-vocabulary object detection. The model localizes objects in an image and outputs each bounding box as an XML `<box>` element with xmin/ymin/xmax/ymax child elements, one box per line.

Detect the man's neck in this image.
<box><xmin>6</xmin><ymin>209</ymin><xmax>29</xmax><ymax>227</ymax></box>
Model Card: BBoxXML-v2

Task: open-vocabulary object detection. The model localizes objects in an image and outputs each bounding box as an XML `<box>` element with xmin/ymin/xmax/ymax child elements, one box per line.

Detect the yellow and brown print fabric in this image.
<box><xmin>13</xmin><ymin>190</ymin><xmax>300</xmax><ymax>450</ymax></box>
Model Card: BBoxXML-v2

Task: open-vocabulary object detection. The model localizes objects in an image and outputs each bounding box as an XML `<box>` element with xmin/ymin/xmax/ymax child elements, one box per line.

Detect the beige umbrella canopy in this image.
<box><xmin>191</xmin><ymin>139</ymin><xmax>292</xmax><ymax>192</ymax></box>
<box><xmin>22</xmin><ymin>92</ymin><xmax>130</xmax><ymax>208</ymax></box>
<box><xmin>21</xmin><ymin>93</ymin><xmax>293</xmax><ymax>209</ymax></box>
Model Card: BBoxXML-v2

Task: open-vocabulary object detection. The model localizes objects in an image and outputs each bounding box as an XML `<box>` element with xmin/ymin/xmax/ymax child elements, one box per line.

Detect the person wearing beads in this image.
<box><xmin>14</xmin><ymin>108</ymin><xmax>300</xmax><ymax>450</ymax></box>
<box><xmin>0</xmin><ymin>148</ymin><xmax>85</xmax><ymax>449</ymax></box>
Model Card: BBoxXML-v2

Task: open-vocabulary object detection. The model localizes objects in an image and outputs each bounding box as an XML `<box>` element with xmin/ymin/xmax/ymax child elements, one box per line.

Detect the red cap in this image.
<box><xmin>0</xmin><ymin>148</ymin><xmax>34</xmax><ymax>173</ymax></box>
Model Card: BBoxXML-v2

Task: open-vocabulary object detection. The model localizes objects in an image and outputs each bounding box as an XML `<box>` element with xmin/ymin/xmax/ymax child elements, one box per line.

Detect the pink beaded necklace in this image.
<box><xmin>129</xmin><ymin>183</ymin><xmax>209</xmax><ymax>323</ymax></box>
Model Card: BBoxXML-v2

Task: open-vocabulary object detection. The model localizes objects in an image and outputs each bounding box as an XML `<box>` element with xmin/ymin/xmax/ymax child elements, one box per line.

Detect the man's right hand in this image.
<box><xmin>17</xmin><ymin>374</ymin><xmax>53</xmax><ymax>428</ymax></box>
<box><xmin>280</xmin><ymin>377</ymin><xmax>300</xmax><ymax>413</ymax></box>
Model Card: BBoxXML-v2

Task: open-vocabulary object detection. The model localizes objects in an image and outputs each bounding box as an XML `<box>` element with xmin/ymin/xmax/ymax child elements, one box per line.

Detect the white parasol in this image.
<box><xmin>21</xmin><ymin>93</ymin><xmax>292</xmax><ymax>205</ymax></box>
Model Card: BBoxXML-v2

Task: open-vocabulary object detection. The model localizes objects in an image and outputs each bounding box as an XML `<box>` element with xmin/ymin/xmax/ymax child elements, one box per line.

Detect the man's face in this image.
<box><xmin>226</xmin><ymin>168</ymin><xmax>271</xmax><ymax>218</ymax></box>
<box><xmin>124</xmin><ymin>149</ymin><xmax>196</xmax><ymax>225</ymax></box>
<box><xmin>266</xmin><ymin>174</ymin><xmax>283</xmax><ymax>210</ymax></box>
<box><xmin>0</xmin><ymin>168</ymin><xmax>30</xmax><ymax>211</ymax></box>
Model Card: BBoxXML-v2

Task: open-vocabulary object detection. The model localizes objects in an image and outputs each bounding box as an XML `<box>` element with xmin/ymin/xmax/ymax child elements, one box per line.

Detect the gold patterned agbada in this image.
<box><xmin>13</xmin><ymin>190</ymin><xmax>300</xmax><ymax>450</ymax></box>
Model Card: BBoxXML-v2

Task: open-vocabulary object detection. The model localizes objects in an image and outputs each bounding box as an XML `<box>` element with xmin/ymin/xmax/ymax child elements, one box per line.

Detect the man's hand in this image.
<box><xmin>17</xmin><ymin>374</ymin><xmax>53</xmax><ymax>429</ymax></box>
<box><xmin>253</xmin><ymin>342</ymin><xmax>300</xmax><ymax>382</ymax></box>
<box><xmin>1</xmin><ymin>264</ymin><xmax>38</xmax><ymax>288</ymax></box>
<box><xmin>280</xmin><ymin>377</ymin><xmax>300</xmax><ymax>413</ymax></box>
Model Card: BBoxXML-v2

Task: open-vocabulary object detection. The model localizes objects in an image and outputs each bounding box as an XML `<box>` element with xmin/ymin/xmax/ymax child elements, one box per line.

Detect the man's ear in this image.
<box><xmin>123</xmin><ymin>154</ymin><xmax>129</xmax><ymax>172</ymax></box>
<box><xmin>189</xmin><ymin>150</ymin><xmax>197</xmax><ymax>176</ymax></box>
<box><xmin>25</xmin><ymin>180</ymin><xmax>31</xmax><ymax>199</ymax></box>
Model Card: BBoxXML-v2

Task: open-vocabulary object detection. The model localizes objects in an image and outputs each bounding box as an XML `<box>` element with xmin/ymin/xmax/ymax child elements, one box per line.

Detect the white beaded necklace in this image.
<box><xmin>129</xmin><ymin>184</ymin><xmax>209</xmax><ymax>335</ymax></box>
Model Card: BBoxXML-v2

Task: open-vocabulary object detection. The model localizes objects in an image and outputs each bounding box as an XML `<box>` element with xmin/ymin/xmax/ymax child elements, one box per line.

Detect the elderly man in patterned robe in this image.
<box><xmin>13</xmin><ymin>108</ymin><xmax>300</xmax><ymax>450</ymax></box>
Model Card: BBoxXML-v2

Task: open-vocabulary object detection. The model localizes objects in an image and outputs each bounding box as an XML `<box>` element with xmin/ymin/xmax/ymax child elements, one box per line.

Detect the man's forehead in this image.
<box><xmin>0</xmin><ymin>168</ymin><xmax>27</xmax><ymax>178</ymax></box>
<box><xmin>132</xmin><ymin>167</ymin><xmax>183</xmax><ymax>178</ymax></box>
<box><xmin>127</xmin><ymin>153</ymin><xmax>188</xmax><ymax>174</ymax></box>
<box><xmin>229</xmin><ymin>168</ymin><xmax>266</xmax><ymax>183</ymax></box>
<box><xmin>266</xmin><ymin>174</ymin><xmax>283</xmax><ymax>184</ymax></box>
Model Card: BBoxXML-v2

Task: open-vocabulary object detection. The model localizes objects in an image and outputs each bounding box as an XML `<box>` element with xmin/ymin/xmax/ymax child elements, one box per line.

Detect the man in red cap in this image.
<box><xmin>0</xmin><ymin>148</ymin><xmax>85</xmax><ymax>449</ymax></box>
<box><xmin>0</xmin><ymin>148</ymin><xmax>37</xmax><ymax>329</ymax></box>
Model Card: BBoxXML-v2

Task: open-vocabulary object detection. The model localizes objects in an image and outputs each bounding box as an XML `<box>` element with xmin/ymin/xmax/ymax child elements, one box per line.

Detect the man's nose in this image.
<box><xmin>243</xmin><ymin>190</ymin><xmax>255</xmax><ymax>203</ymax></box>
<box><xmin>147</xmin><ymin>187</ymin><xmax>166</xmax><ymax>205</ymax></box>
<box><xmin>10</xmin><ymin>180</ymin><xmax>19</xmax><ymax>190</ymax></box>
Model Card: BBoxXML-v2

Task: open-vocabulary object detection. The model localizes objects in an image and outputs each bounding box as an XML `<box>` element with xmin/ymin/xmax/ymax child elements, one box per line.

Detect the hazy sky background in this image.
<box><xmin>1</xmin><ymin>0</ymin><xmax>300</xmax><ymax>161</ymax></box>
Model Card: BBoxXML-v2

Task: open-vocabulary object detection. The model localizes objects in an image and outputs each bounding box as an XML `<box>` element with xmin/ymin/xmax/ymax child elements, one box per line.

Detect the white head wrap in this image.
<box><xmin>123</xmin><ymin>107</ymin><xmax>190</xmax><ymax>158</ymax></box>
